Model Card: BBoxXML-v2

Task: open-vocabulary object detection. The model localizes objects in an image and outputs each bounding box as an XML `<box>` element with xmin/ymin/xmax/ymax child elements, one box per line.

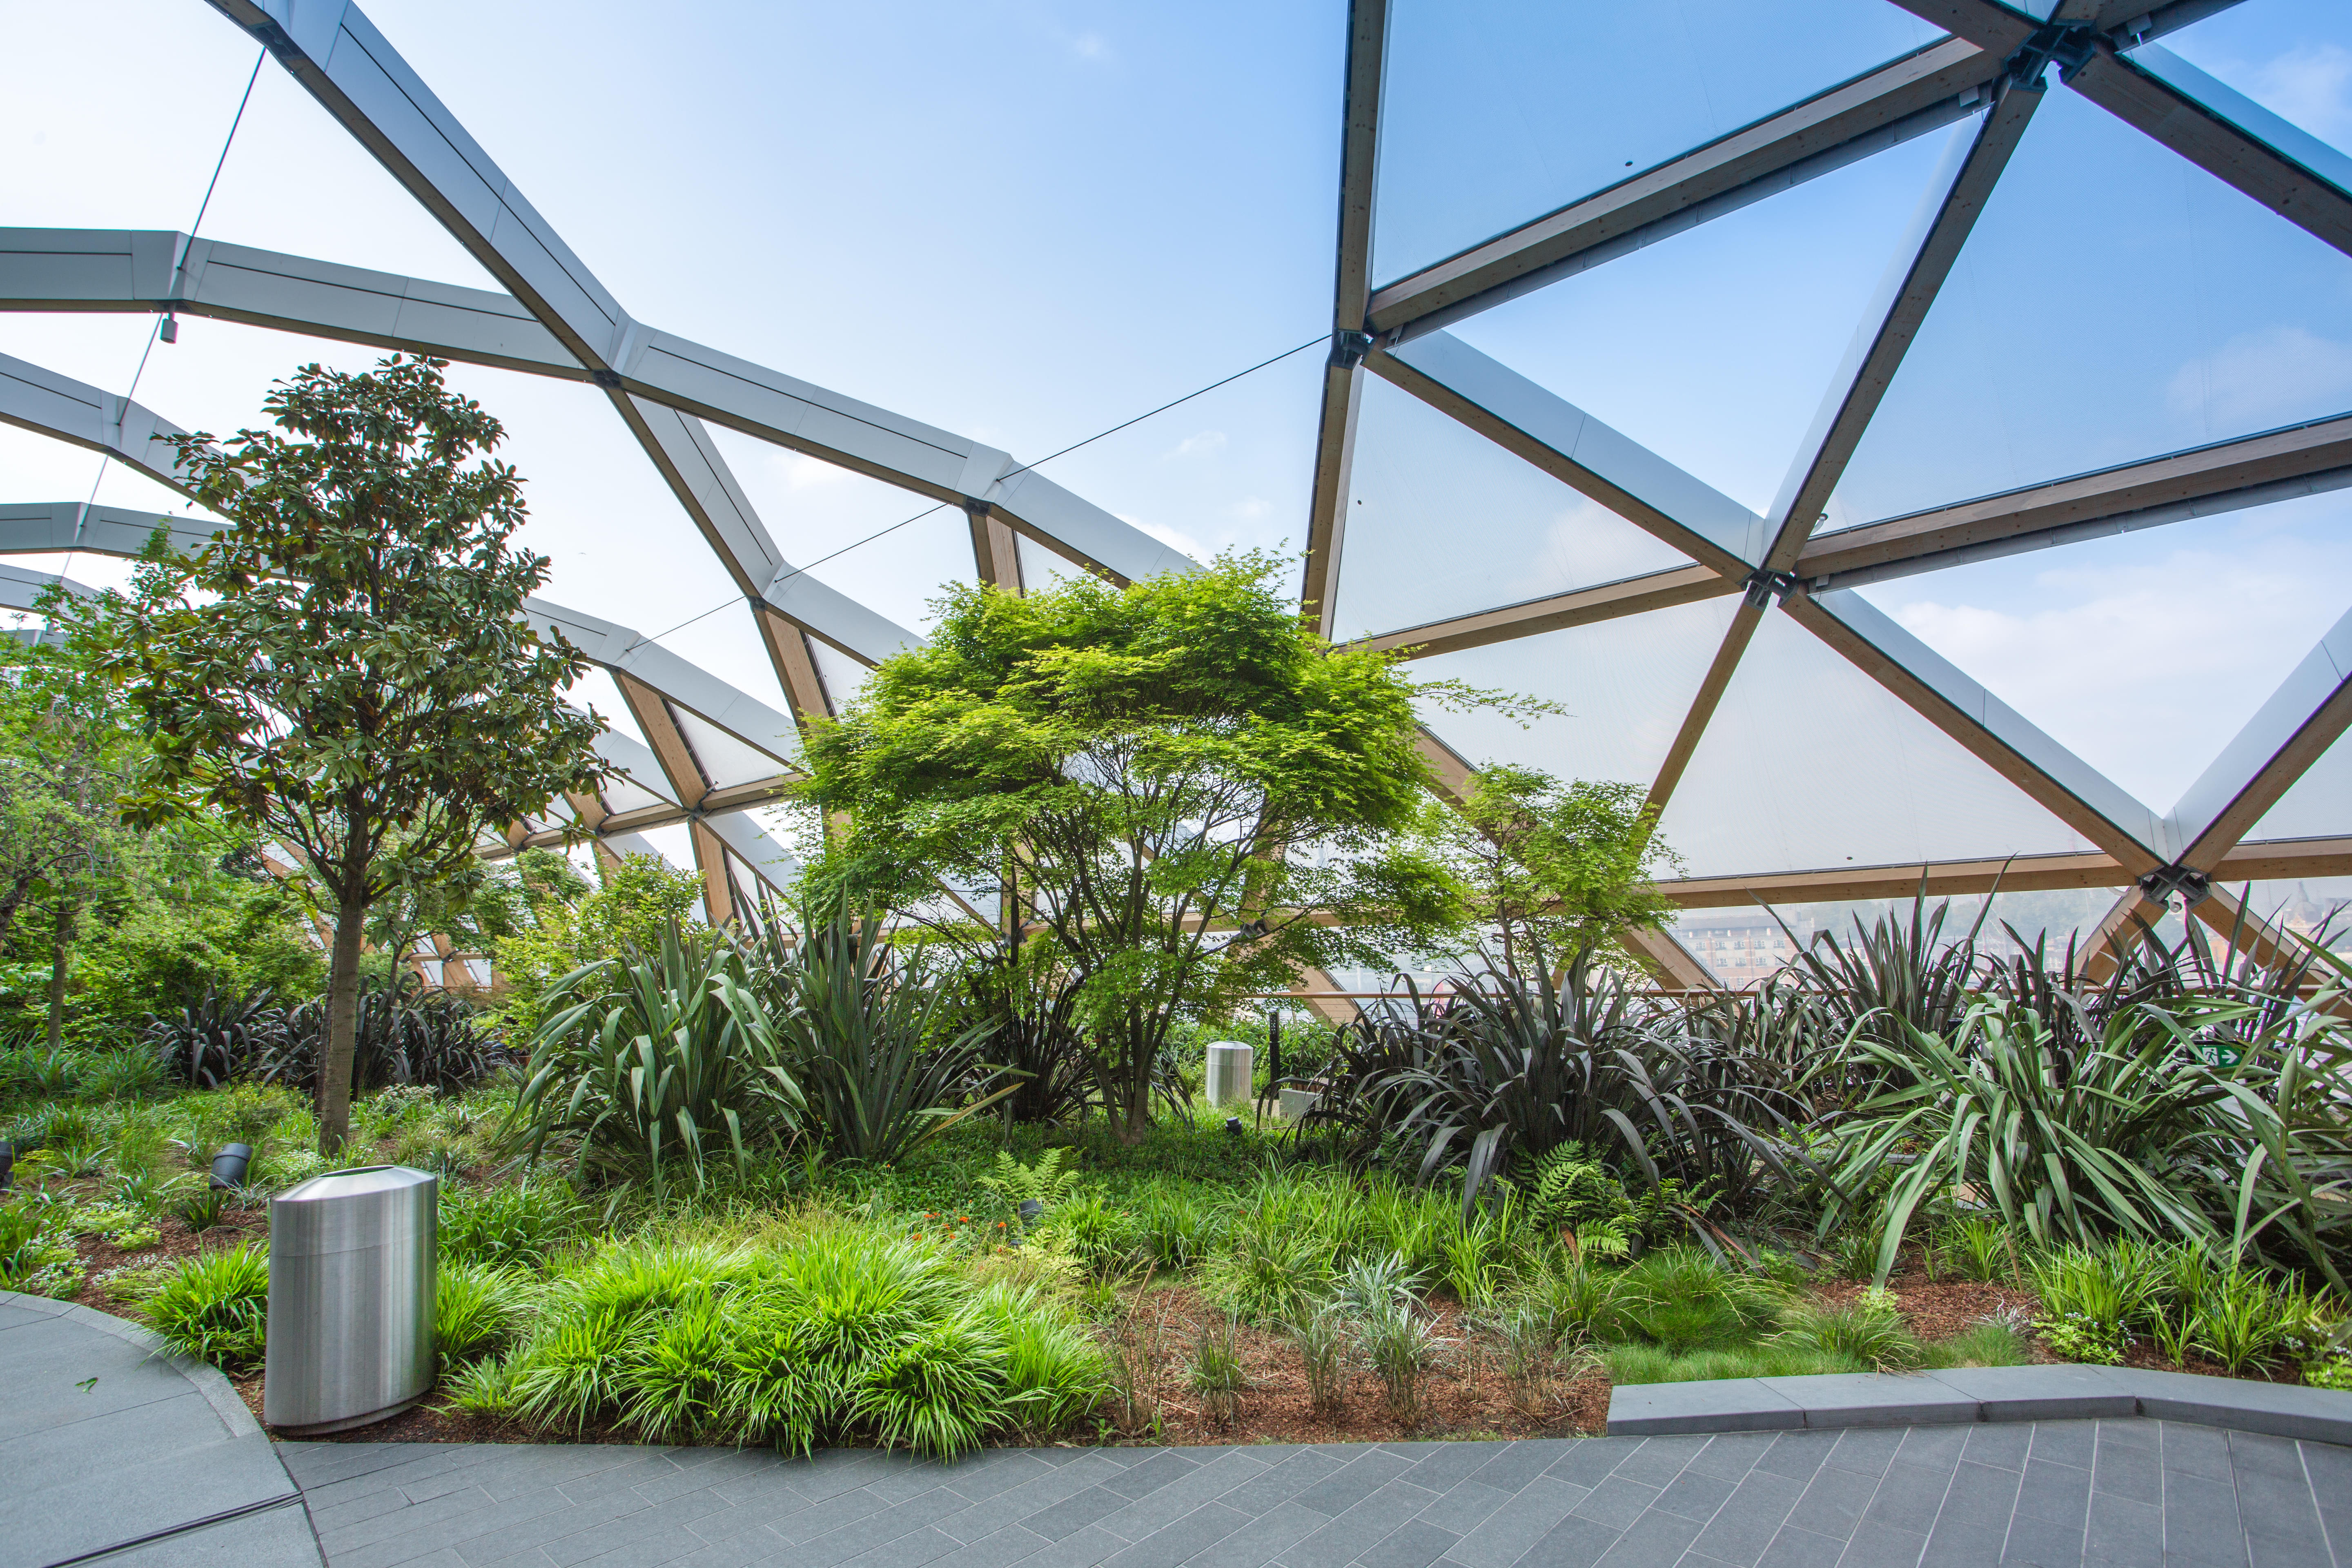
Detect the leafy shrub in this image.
<box><xmin>439</xmin><ymin>1181</ymin><xmax>585</xmax><ymax>1270</ymax></box>
<box><xmin>436</xmin><ymin>1261</ymin><xmax>535</xmax><ymax>1365</ymax></box>
<box><xmin>1826</xmin><ymin>993</ymin><xmax>2352</xmax><ymax>1287</ymax></box>
<box><xmin>1528</xmin><ymin>1143</ymin><xmax>1634</xmax><ymax>1236</ymax></box>
<box><xmin>1333</xmin><ymin>1250</ymin><xmax>1426</xmax><ymax>1321</ymax></box>
<box><xmin>2191</xmin><ymin>1267</ymin><xmax>2314</xmax><ymax>1374</ymax></box>
<box><xmin>1312</xmin><ymin>956</ymin><xmax>1804</xmax><ymax>1223</ymax></box>
<box><xmin>110</xmin><ymin>1163</ymin><xmax>190</xmax><ymax>1218</ymax></box>
<box><xmin>267</xmin><ymin>987</ymin><xmax>501</xmax><ymax>1096</ymax></box>
<box><xmin>2</xmin><ymin>1044</ymin><xmax>85</xmax><ymax>1100</ymax></box>
<box><xmin>2029</xmin><ymin>1245</ymin><xmax>2154</xmax><ymax>1364</ymax></box>
<box><xmin>0</xmin><ymin>1196</ymin><xmax>77</xmax><ymax>1290</ymax></box>
<box><xmin>172</xmin><ymin>1187</ymin><xmax>232</xmax><ymax>1234</ymax></box>
<box><xmin>81</xmin><ymin>1046</ymin><xmax>171</xmax><ymax>1102</ymax></box>
<box><xmin>1130</xmin><ymin>1180</ymin><xmax>1222</xmax><ymax>1269</ymax></box>
<box><xmin>737</xmin><ymin>908</ymin><xmax>1006</xmax><ymax>1163</ymax></box>
<box><xmin>515</xmin><ymin>924</ymin><xmax>805</xmax><ymax>1198</ymax></box>
<box><xmin>147</xmin><ymin>988</ymin><xmax>278</xmax><ymax>1090</ymax></box>
<box><xmin>1048</xmin><ymin>1189</ymin><xmax>1137</xmax><ymax>1274</ymax></box>
<box><xmin>142</xmin><ymin>1243</ymin><xmax>269</xmax><ymax>1370</ymax></box>
<box><xmin>1510</xmin><ymin>1255</ymin><xmax>1625</xmax><ymax>1348</ymax></box>
<box><xmin>1287</xmin><ymin>1303</ymin><xmax>1349</xmax><ymax>1414</ymax></box>
<box><xmin>1356</xmin><ymin>1297</ymin><xmax>1445</xmax><ymax>1427</ymax></box>
<box><xmin>1942</xmin><ymin>1215</ymin><xmax>2017</xmax><ymax>1284</ymax></box>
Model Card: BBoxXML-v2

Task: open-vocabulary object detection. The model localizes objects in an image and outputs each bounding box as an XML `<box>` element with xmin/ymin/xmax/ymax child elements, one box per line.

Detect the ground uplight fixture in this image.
<box><xmin>0</xmin><ymin>1141</ymin><xmax>12</xmax><ymax>1190</ymax></box>
<box><xmin>211</xmin><ymin>1142</ymin><xmax>253</xmax><ymax>1189</ymax></box>
<box><xmin>1224</xmin><ymin>1116</ymin><xmax>1243</xmax><ymax>1137</ymax></box>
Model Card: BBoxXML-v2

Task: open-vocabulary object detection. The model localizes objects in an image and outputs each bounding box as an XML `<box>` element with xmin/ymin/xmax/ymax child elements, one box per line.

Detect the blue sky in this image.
<box><xmin>4</xmin><ymin>0</ymin><xmax>2350</xmax><ymax>882</ymax></box>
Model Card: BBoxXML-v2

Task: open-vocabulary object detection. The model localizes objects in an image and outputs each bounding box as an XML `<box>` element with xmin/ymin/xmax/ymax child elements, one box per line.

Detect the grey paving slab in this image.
<box><xmin>7</xmin><ymin>1296</ymin><xmax>2347</xmax><ymax>1568</ymax></box>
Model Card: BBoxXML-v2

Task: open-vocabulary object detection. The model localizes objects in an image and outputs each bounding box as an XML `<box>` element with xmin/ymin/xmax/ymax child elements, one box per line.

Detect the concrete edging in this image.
<box><xmin>0</xmin><ymin>1287</ymin><xmax>263</xmax><ymax>1438</ymax></box>
<box><xmin>1607</xmin><ymin>1362</ymin><xmax>2352</xmax><ymax>1444</ymax></box>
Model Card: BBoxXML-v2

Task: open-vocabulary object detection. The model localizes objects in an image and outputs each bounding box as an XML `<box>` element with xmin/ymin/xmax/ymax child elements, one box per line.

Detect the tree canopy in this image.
<box><xmin>69</xmin><ymin>355</ymin><xmax>608</xmax><ymax>1149</ymax></box>
<box><xmin>805</xmin><ymin>552</ymin><xmax>1471</xmax><ymax>1138</ymax></box>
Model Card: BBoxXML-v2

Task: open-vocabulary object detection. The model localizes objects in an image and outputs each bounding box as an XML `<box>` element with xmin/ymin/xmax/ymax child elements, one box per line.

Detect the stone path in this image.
<box><xmin>9</xmin><ymin>1292</ymin><xmax>2347</xmax><ymax>1568</ymax></box>
<box><xmin>281</xmin><ymin>1419</ymin><xmax>2346</xmax><ymax>1568</ymax></box>
<box><xmin>0</xmin><ymin>1290</ymin><xmax>316</xmax><ymax>1568</ymax></box>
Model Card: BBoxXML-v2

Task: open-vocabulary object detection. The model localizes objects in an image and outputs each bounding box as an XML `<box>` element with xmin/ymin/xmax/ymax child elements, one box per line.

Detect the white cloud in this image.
<box><xmin>1163</xmin><ymin>429</ymin><xmax>1227</xmax><ymax>461</ymax></box>
<box><xmin>1224</xmin><ymin>496</ymin><xmax>1273</xmax><ymax>521</ymax></box>
<box><xmin>2166</xmin><ymin>324</ymin><xmax>2352</xmax><ymax>433</ymax></box>
<box><xmin>2249</xmin><ymin>40</ymin><xmax>2352</xmax><ymax>142</ymax></box>
<box><xmin>1884</xmin><ymin>535</ymin><xmax>2352</xmax><ymax>808</ymax></box>
<box><xmin>1121</xmin><ymin>512</ymin><xmax>1208</xmax><ymax>561</ymax></box>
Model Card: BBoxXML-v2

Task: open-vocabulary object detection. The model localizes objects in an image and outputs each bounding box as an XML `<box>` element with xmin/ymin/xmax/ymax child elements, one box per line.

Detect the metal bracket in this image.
<box><xmin>1332</xmin><ymin>330</ymin><xmax>1375</xmax><ymax>371</ymax></box>
<box><xmin>590</xmin><ymin>368</ymin><xmax>624</xmax><ymax>390</ymax></box>
<box><xmin>1742</xmin><ymin>569</ymin><xmax>1797</xmax><ymax>610</ymax></box>
<box><xmin>2007</xmin><ymin>22</ymin><xmax>2099</xmax><ymax>88</ymax></box>
<box><xmin>2138</xmin><ymin>864</ymin><xmax>2211</xmax><ymax>909</ymax></box>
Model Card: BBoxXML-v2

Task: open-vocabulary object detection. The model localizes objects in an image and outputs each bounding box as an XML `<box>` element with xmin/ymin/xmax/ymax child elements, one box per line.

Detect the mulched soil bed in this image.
<box><xmin>60</xmin><ymin>1248</ymin><xmax>2314</xmax><ymax>1449</ymax></box>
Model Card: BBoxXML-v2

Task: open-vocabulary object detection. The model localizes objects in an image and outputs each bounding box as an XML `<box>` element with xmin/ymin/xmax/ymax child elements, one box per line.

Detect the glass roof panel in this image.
<box><xmin>1405</xmin><ymin>597</ymin><xmax>1738</xmax><ymax>792</ymax></box>
<box><xmin>2234</xmin><ymin>875</ymin><xmax>2352</xmax><ymax>956</ymax></box>
<box><xmin>1853</xmin><ymin>488</ymin><xmax>2352</xmax><ymax>812</ymax></box>
<box><xmin>1655</xmin><ymin>608</ymin><xmax>2102</xmax><ymax>877</ymax></box>
<box><xmin>1826</xmin><ymin>86</ymin><xmax>2352</xmax><ymax>531</ymax></box>
<box><xmin>599</xmin><ymin>772</ymin><xmax>670</xmax><ymax>817</ymax></box>
<box><xmin>1668</xmin><ymin>883</ymin><xmax>2166</xmax><ymax>986</ymax></box>
<box><xmin>703</xmin><ymin>426</ymin><xmax>971</xmax><ymax>635</ymax></box>
<box><xmin>1371</xmin><ymin>0</ymin><xmax>1946</xmax><ymax>285</ymax></box>
<box><xmin>807</xmin><ymin>637</ymin><xmax>873</xmax><ymax>714</ymax></box>
<box><xmin>566</xmin><ymin>667</ymin><xmax>643</xmax><ymax>751</ymax></box>
<box><xmin>2250</xmin><ymin>725</ymin><xmax>2352</xmax><ymax>840</ymax></box>
<box><xmin>673</xmin><ymin>705</ymin><xmax>795</xmax><ymax>787</ymax></box>
<box><xmin>632</xmin><ymin>822</ymin><xmax>698</xmax><ymax>879</ymax></box>
<box><xmin>1333</xmin><ymin>375</ymin><xmax>1693</xmax><ymax>642</ymax></box>
<box><xmin>1017</xmin><ymin>537</ymin><xmax>1086</xmax><ymax>592</ymax></box>
<box><xmin>1451</xmin><ymin>122</ymin><xmax>1964</xmax><ymax>516</ymax></box>
<box><xmin>1022</xmin><ymin>346</ymin><xmax>1322</xmax><ymax>566</ymax></box>
<box><xmin>2145</xmin><ymin>0</ymin><xmax>2352</xmax><ymax>179</ymax></box>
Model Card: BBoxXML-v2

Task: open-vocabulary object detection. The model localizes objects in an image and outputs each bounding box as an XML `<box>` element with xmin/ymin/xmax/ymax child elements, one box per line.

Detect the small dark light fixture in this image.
<box><xmin>159</xmin><ymin>312</ymin><xmax>179</xmax><ymax>344</ymax></box>
<box><xmin>1017</xmin><ymin>1198</ymin><xmax>1043</xmax><ymax>1225</ymax></box>
<box><xmin>1224</xmin><ymin>1116</ymin><xmax>1244</xmax><ymax>1137</ymax></box>
<box><xmin>0</xmin><ymin>1141</ymin><xmax>13</xmax><ymax>1191</ymax></box>
<box><xmin>210</xmin><ymin>1143</ymin><xmax>253</xmax><ymax>1190</ymax></box>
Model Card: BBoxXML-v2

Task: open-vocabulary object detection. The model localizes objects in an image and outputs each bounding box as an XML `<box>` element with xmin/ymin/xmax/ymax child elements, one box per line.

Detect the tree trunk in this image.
<box><xmin>319</xmin><ymin>891</ymin><xmax>369</xmax><ymax>1154</ymax></box>
<box><xmin>45</xmin><ymin>899</ymin><xmax>76</xmax><ymax>1052</ymax></box>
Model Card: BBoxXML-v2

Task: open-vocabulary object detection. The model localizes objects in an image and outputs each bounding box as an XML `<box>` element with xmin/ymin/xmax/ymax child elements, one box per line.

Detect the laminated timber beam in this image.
<box><xmin>1359</xmin><ymin>564</ymin><xmax>1730</xmax><ymax>659</ymax></box>
<box><xmin>2168</xmin><ymin>606</ymin><xmax>2352</xmax><ymax>873</ymax></box>
<box><xmin>1799</xmin><ymin>414</ymin><xmax>2352</xmax><ymax>585</ymax></box>
<box><xmin>2069</xmin><ymin>43</ymin><xmax>2352</xmax><ymax>259</ymax></box>
<box><xmin>1649</xmin><ymin>837</ymin><xmax>2352</xmax><ymax>910</ymax></box>
<box><xmin>1372</xmin><ymin>334</ymin><xmax>1764</xmax><ymax>573</ymax></box>
<box><xmin>1363</xmin><ymin>37</ymin><xmax>2002</xmax><ymax>339</ymax></box>
<box><xmin>1764</xmin><ymin>76</ymin><xmax>2041</xmax><ymax>570</ymax></box>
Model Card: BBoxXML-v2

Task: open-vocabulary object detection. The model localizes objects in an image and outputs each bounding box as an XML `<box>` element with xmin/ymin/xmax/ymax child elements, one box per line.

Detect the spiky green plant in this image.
<box><xmin>514</xmin><ymin>922</ymin><xmax>806</xmax><ymax>1199</ymax></box>
<box><xmin>435</xmin><ymin>1261</ymin><xmax>534</xmax><ymax>1365</ymax></box>
<box><xmin>142</xmin><ymin>1244</ymin><xmax>270</xmax><ymax>1370</ymax></box>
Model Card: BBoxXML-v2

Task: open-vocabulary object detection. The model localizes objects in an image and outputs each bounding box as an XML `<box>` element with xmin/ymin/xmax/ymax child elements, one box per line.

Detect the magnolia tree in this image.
<box><xmin>76</xmin><ymin>355</ymin><xmax>606</xmax><ymax>1151</ymax></box>
<box><xmin>805</xmin><ymin>552</ymin><xmax>1488</xmax><ymax>1143</ymax></box>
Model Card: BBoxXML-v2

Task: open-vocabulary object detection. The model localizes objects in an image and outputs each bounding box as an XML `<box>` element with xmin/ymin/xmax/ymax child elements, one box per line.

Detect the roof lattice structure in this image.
<box><xmin>2</xmin><ymin>0</ymin><xmax>2349</xmax><ymax>984</ymax></box>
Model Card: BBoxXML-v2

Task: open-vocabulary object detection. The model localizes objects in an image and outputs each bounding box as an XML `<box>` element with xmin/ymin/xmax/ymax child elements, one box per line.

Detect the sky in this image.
<box><xmin>2</xmin><ymin>0</ymin><xmax>2348</xmax><ymax>893</ymax></box>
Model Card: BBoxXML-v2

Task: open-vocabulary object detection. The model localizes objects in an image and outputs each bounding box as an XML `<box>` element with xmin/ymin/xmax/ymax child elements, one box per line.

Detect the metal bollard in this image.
<box><xmin>263</xmin><ymin>1165</ymin><xmax>437</xmax><ymax>1434</ymax></box>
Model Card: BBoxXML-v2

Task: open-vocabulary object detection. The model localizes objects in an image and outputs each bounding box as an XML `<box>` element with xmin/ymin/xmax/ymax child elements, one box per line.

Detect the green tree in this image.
<box><xmin>1425</xmin><ymin>765</ymin><xmax>1680</xmax><ymax>980</ymax></box>
<box><xmin>71</xmin><ymin>355</ymin><xmax>607</xmax><ymax>1150</ymax></box>
<box><xmin>806</xmin><ymin>552</ymin><xmax>1474</xmax><ymax>1142</ymax></box>
<box><xmin>491</xmin><ymin>851</ymin><xmax>702</xmax><ymax>1040</ymax></box>
<box><xmin>0</xmin><ymin>627</ymin><xmax>142</xmax><ymax>1047</ymax></box>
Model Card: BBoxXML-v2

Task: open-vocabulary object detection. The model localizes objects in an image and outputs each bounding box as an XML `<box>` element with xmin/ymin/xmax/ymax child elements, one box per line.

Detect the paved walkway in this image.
<box><xmin>282</xmin><ymin>1419</ymin><xmax>2344</xmax><ymax>1568</ymax></box>
<box><xmin>7</xmin><ymin>1292</ymin><xmax>2347</xmax><ymax>1568</ymax></box>
<box><xmin>0</xmin><ymin>1290</ymin><xmax>316</xmax><ymax>1568</ymax></box>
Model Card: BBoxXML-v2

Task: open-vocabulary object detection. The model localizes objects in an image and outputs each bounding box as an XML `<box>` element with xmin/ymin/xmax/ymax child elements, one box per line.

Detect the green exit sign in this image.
<box><xmin>2191</xmin><ymin>1041</ymin><xmax>2243</xmax><ymax>1070</ymax></box>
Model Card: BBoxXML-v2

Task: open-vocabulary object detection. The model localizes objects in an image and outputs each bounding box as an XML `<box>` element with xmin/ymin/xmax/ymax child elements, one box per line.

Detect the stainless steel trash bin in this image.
<box><xmin>1204</xmin><ymin>1041</ymin><xmax>1254</xmax><ymax>1107</ymax></box>
<box><xmin>264</xmin><ymin>1165</ymin><xmax>437</xmax><ymax>1434</ymax></box>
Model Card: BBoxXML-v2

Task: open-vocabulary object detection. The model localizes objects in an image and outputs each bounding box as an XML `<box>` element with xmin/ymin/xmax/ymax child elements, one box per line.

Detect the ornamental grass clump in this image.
<box><xmin>142</xmin><ymin>1243</ymin><xmax>269</xmax><ymax>1371</ymax></box>
<box><xmin>493</xmin><ymin>1218</ymin><xmax>1105</xmax><ymax>1457</ymax></box>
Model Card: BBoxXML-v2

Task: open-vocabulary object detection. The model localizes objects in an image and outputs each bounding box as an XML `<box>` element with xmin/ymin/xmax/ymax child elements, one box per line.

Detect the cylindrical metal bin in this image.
<box><xmin>1204</xmin><ymin>1041</ymin><xmax>1254</xmax><ymax>1107</ymax></box>
<box><xmin>264</xmin><ymin>1165</ymin><xmax>437</xmax><ymax>1434</ymax></box>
